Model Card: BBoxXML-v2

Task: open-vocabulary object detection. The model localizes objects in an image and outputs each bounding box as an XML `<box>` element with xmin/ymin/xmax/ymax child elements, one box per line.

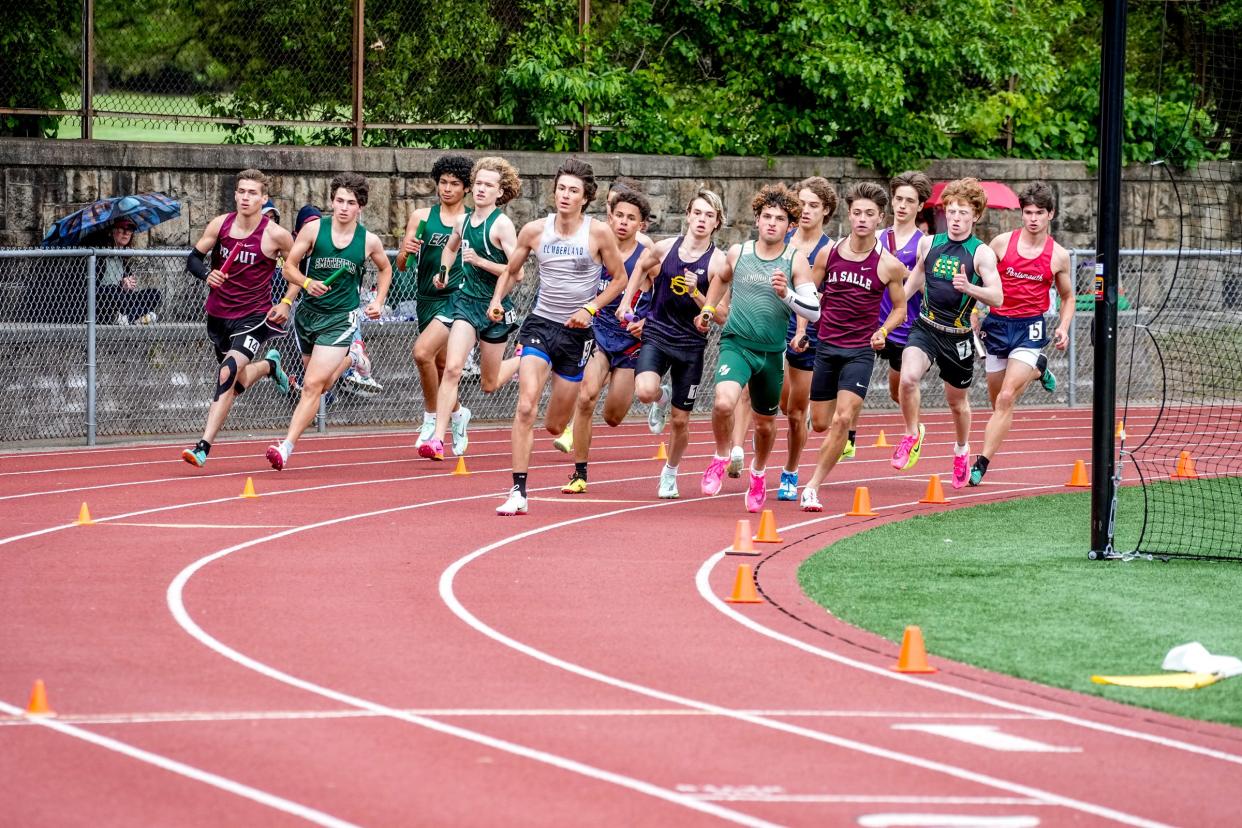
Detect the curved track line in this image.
<box><xmin>695</xmin><ymin>510</ymin><xmax>1242</xmax><ymax>769</ymax></box>
<box><xmin>0</xmin><ymin>700</ymin><xmax>357</xmax><ymax>827</ymax></box>
<box><xmin>436</xmin><ymin>496</ymin><xmax>1171</xmax><ymax>828</ymax></box>
<box><xmin>163</xmin><ymin>484</ymin><xmax>778</xmax><ymax>828</ymax></box>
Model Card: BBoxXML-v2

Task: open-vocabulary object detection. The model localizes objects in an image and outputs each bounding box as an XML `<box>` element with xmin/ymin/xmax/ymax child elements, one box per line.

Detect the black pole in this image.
<box><xmin>1089</xmin><ymin>0</ymin><xmax>1127</xmax><ymax>559</ymax></box>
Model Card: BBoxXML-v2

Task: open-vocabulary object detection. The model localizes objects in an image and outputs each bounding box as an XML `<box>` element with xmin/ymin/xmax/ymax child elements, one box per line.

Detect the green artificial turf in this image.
<box><xmin>798</xmin><ymin>484</ymin><xmax>1242</xmax><ymax>727</ymax></box>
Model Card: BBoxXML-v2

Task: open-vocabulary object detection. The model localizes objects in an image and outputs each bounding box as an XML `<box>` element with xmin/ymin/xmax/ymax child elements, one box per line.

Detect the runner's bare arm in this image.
<box><xmin>874</xmin><ymin>252</ymin><xmax>908</xmax><ymax>349</ymax></box>
<box><xmin>366</xmin><ymin>232</ymin><xmax>393</xmax><ymax>318</ymax></box>
<box><xmin>488</xmin><ymin>219</ymin><xmax>539</xmax><ymax>320</ymax></box>
<box><xmin>396</xmin><ymin>206</ymin><xmax>431</xmax><ymax>271</ymax></box>
<box><xmin>903</xmin><ymin>236</ymin><xmax>932</xmax><ymax>302</ymax></box>
<box><xmin>696</xmin><ymin>245</ymin><xmax>737</xmax><ymax>331</ymax></box>
<box><xmin>965</xmin><ymin>244</ymin><xmax>1004</xmax><ymax>308</ymax></box>
<box><xmin>1051</xmin><ymin>242</ymin><xmax>1075</xmax><ymax>349</ymax></box>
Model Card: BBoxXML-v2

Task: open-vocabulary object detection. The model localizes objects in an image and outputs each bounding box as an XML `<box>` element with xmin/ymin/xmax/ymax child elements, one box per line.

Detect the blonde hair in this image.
<box><xmin>471</xmin><ymin>156</ymin><xmax>522</xmax><ymax>205</ymax></box>
<box><xmin>687</xmin><ymin>188</ymin><xmax>726</xmax><ymax>232</ymax></box>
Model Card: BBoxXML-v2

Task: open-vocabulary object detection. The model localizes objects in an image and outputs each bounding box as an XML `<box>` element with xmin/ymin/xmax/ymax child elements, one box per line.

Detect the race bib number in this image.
<box><xmin>579</xmin><ymin>339</ymin><xmax>595</xmax><ymax>367</ymax></box>
<box><xmin>242</xmin><ymin>335</ymin><xmax>259</xmax><ymax>355</ymax></box>
<box><xmin>1028</xmin><ymin>319</ymin><xmax>1045</xmax><ymax>341</ymax></box>
<box><xmin>955</xmin><ymin>339</ymin><xmax>973</xmax><ymax>360</ymax></box>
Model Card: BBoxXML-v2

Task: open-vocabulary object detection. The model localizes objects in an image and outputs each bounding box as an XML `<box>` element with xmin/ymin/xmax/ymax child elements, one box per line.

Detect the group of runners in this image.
<box><xmin>178</xmin><ymin>158</ymin><xmax>1074</xmax><ymax>517</ymax></box>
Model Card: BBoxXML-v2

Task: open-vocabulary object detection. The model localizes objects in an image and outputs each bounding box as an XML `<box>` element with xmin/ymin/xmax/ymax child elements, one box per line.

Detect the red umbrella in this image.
<box><xmin>926</xmin><ymin>180</ymin><xmax>1020</xmax><ymax>210</ymax></box>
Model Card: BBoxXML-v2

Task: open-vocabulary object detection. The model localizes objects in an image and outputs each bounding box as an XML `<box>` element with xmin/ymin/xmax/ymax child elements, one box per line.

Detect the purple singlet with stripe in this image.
<box><xmin>642</xmin><ymin>236</ymin><xmax>714</xmax><ymax>352</ymax></box>
<box><xmin>877</xmin><ymin>226</ymin><xmax>923</xmax><ymax>345</ymax></box>
<box><xmin>206</xmin><ymin>213</ymin><xmax>277</xmax><ymax>319</ymax></box>
<box><xmin>817</xmin><ymin>241</ymin><xmax>886</xmax><ymax>349</ymax></box>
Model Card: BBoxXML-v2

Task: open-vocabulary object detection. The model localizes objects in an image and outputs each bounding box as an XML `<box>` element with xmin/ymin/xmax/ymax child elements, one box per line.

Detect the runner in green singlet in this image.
<box><xmin>398</xmin><ymin>155</ymin><xmax>474</xmax><ymax>450</ymax></box>
<box><xmin>416</xmin><ymin>157</ymin><xmax>524</xmax><ymax>461</ymax></box>
<box><xmin>267</xmin><ymin>172</ymin><xmax>392</xmax><ymax>471</ymax></box>
<box><xmin>696</xmin><ymin>184</ymin><xmax>820</xmax><ymax>514</ymax></box>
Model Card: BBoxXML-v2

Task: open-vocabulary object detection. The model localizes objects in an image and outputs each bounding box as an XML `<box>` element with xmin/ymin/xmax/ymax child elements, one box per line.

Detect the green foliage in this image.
<box><xmin>1</xmin><ymin>0</ymin><xmax>80</xmax><ymax>137</ymax></box>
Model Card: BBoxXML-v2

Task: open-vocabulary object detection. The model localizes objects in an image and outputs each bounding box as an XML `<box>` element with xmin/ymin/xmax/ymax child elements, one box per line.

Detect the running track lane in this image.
<box><xmin>2</xmin><ymin>408</ymin><xmax>1239</xmax><ymax>826</ymax></box>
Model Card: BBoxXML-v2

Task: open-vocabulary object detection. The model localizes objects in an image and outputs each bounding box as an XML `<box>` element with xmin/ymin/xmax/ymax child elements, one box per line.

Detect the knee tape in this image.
<box><xmin>214</xmin><ymin>355</ymin><xmax>239</xmax><ymax>401</ymax></box>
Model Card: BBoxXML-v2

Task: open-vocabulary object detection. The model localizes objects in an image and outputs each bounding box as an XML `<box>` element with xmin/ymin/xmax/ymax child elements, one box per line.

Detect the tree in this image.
<box><xmin>1</xmin><ymin>0</ymin><xmax>80</xmax><ymax>138</ymax></box>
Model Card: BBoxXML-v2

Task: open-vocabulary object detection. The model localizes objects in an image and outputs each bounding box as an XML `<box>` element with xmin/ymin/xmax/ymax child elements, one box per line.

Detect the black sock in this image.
<box><xmin>973</xmin><ymin>455</ymin><xmax>990</xmax><ymax>474</ymax></box>
<box><xmin>574</xmin><ymin>461</ymin><xmax>588</xmax><ymax>479</ymax></box>
<box><xmin>1036</xmin><ymin>353</ymin><xmax>1048</xmax><ymax>377</ymax></box>
<box><xmin>848</xmin><ymin>430</ymin><xmax>857</xmax><ymax>444</ymax></box>
<box><xmin>513</xmin><ymin>472</ymin><xmax>528</xmax><ymax>497</ymax></box>
<box><xmin>266</xmin><ymin>356</ymin><xmax>278</xmax><ymax>374</ymax></box>
<box><xmin>195</xmin><ymin>439</ymin><xmax>211</xmax><ymax>456</ymax></box>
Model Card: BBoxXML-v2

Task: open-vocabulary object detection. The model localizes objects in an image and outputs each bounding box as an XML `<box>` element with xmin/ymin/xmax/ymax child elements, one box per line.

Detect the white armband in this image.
<box><xmin>783</xmin><ymin>281</ymin><xmax>820</xmax><ymax>322</ymax></box>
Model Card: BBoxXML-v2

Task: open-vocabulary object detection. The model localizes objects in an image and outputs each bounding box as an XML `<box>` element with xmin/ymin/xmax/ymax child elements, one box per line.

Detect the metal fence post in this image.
<box><xmin>352</xmin><ymin>0</ymin><xmax>365</xmax><ymax>147</ymax></box>
<box><xmin>86</xmin><ymin>253</ymin><xmax>97</xmax><ymax>445</ymax></box>
<box><xmin>81</xmin><ymin>0</ymin><xmax>94</xmax><ymax>140</ymax></box>
<box><xmin>579</xmin><ymin>0</ymin><xmax>591</xmax><ymax>153</ymax></box>
<box><xmin>1068</xmin><ymin>249</ymin><xmax>1078</xmax><ymax>407</ymax></box>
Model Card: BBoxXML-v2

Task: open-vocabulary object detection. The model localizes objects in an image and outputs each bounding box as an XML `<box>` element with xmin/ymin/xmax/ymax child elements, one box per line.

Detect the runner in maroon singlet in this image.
<box><xmin>180</xmin><ymin>169</ymin><xmax>295</xmax><ymax>468</ymax></box>
<box><xmin>799</xmin><ymin>182</ymin><xmax>908</xmax><ymax>512</ymax></box>
<box><xmin>970</xmin><ymin>181</ymin><xmax>1073</xmax><ymax>485</ymax></box>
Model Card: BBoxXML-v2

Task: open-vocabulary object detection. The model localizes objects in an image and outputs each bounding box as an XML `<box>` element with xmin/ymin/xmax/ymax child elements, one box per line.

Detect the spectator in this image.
<box><xmin>97</xmin><ymin>218</ymin><xmax>161</xmax><ymax>325</ymax></box>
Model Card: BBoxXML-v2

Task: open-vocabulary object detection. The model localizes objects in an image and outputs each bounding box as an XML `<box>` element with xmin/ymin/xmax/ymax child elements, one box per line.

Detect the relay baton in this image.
<box><xmin>218</xmin><ymin>241</ymin><xmax>243</xmax><ymax>275</ymax></box>
<box><xmin>623</xmin><ymin>312</ymin><xmax>637</xmax><ymax>323</ymax></box>
<box><xmin>318</xmin><ymin>265</ymin><xmax>350</xmax><ymax>289</ymax></box>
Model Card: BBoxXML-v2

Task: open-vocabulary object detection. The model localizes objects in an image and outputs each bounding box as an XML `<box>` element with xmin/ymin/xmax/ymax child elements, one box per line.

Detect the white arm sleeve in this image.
<box><xmin>783</xmin><ymin>280</ymin><xmax>820</xmax><ymax>322</ymax></box>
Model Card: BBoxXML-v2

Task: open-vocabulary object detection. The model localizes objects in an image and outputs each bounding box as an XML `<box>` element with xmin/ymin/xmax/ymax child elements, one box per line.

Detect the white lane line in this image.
<box><xmin>858</xmin><ymin>816</ymin><xmax>1040</xmax><ymax>827</ymax></box>
<box><xmin>0</xmin><ymin>699</ymin><xmax>357</xmax><ymax>827</ymax></box>
<box><xmin>696</xmin><ymin>512</ymin><xmax>1242</xmax><ymax>771</ymax></box>
<box><xmin>164</xmin><ymin>482</ymin><xmax>778</xmax><ymax>828</ymax></box>
<box><xmin>891</xmin><ymin>725</ymin><xmax>1080</xmax><ymax>753</ymax></box>
<box><xmin>108</xmin><ymin>522</ymin><xmax>299</xmax><ymax>529</ymax></box>
<box><xmin>0</xmin><ymin>709</ymin><xmax>1047</xmax><ymax>727</ymax></box>
<box><xmin>437</xmin><ymin>494</ymin><xmax>1173</xmax><ymax>828</ymax></box>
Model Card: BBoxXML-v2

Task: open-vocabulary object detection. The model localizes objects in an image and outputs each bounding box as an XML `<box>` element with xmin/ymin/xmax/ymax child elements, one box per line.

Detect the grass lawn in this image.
<box><xmin>55</xmin><ymin>92</ymin><xmax>296</xmax><ymax>144</ymax></box>
<box><xmin>798</xmin><ymin>482</ymin><xmax>1242</xmax><ymax>727</ymax></box>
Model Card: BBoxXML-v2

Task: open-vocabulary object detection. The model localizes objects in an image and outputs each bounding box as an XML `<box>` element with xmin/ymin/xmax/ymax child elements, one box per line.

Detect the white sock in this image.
<box><xmin>451</xmin><ymin>409</ymin><xmax>465</xmax><ymax>423</ymax></box>
<box><xmin>657</xmin><ymin>388</ymin><xmax>669</xmax><ymax>406</ymax></box>
<box><xmin>663</xmin><ymin>463</ymin><xmax>678</xmax><ymax>474</ymax></box>
<box><xmin>730</xmin><ymin>445</ymin><xmax>744</xmax><ymax>459</ymax></box>
<box><xmin>280</xmin><ymin>439</ymin><xmax>294</xmax><ymax>458</ymax></box>
<box><xmin>424</xmin><ymin>412</ymin><xmax>436</xmax><ymax>424</ymax></box>
<box><xmin>954</xmin><ymin>442</ymin><xmax>969</xmax><ymax>456</ymax></box>
<box><xmin>751</xmin><ymin>465</ymin><xmax>765</xmax><ymax>476</ymax></box>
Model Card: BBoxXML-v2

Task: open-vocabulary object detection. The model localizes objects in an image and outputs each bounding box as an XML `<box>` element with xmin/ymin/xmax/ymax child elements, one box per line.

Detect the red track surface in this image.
<box><xmin>2</xmin><ymin>406</ymin><xmax>1239</xmax><ymax>827</ymax></box>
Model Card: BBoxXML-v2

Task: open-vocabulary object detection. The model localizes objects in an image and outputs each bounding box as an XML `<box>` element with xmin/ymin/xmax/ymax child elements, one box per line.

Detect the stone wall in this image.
<box><xmin>2</xmin><ymin>139</ymin><xmax>1238</xmax><ymax>251</ymax></box>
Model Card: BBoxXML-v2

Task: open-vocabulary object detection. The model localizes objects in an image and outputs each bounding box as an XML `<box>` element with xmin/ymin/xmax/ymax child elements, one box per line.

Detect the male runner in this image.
<box><xmin>798</xmin><ymin>182</ymin><xmax>908</xmax><ymax>512</ymax></box>
<box><xmin>488</xmin><ymin>158</ymin><xmax>628</xmax><ymax>515</ymax></box>
<box><xmin>970</xmin><ymin>181</ymin><xmax>1073</xmax><ymax>485</ymax></box>
<box><xmin>181</xmin><ymin>169</ymin><xmax>294</xmax><ymax>467</ymax></box>
<box><xmin>560</xmin><ymin>189</ymin><xmax>652</xmax><ymax>494</ymax></box>
<box><xmin>775</xmin><ymin>176</ymin><xmax>837</xmax><ymax>500</ymax></box>
<box><xmin>624</xmin><ymin>189</ymin><xmax>730</xmax><ymax>499</ymax></box>
<box><xmin>551</xmin><ymin>177</ymin><xmax>655</xmax><ymax>455</ymax></box>
<box><xmin>399</xmin><ymin>155</ymin><xmax>475</xmax><ymax>452</ymax></box>
<box><xmin>893</xmin><ymin>177</ymin><xmax>1003</xmax><ymax>488</ymax></box>
<box><xmin>266</xmin><ymin>172</ymin><xmax>392</xmax><ymax>470</ymax></box>
<box><xmin>697</xmin><ymin>184</ymin><xmax>820</xmax><ymax>512</ymax></box>
<box><xmin>418</xmin><ymin>156</ymin><xmax>523</xmax><ymax>461</ymax></box>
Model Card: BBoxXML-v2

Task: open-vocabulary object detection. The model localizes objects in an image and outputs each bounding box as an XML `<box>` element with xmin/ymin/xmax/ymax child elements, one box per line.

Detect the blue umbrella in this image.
<box><xmin>42</xmin><ymin>192</ymin><xmax>181</xmax><ymax>247</ymax></box>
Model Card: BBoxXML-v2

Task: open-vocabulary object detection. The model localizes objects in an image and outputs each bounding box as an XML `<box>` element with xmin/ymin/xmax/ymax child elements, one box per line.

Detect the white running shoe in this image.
<box><xmin>496</xmin><ymin>486</ymin><xmax>528</xmax><ymax>516</ymax></box>
<box><xmin>342</xmin><ymin>372</ymin><xmax>384</xmax><ymax>397</ymax></box>
<box><xmin>726</xmin><ymin>445</ymin><xmax>745</xmax><ymax>478</ymax></box>
<box><xmin>451</xmin><ymin>406</ymin><xmax>471</xmax><ymax>455</ymax></box>
<box><xmin>648</xmin><ymin>382</ymin><xmax>672</xmax><ymax>434</ymax></box>
<box><xmin>800</xmin><ymin>486</ymin><xmax>823</xmax><ymax>512</ymax></box>
<box><xmin>658</xmin><ymin>466</ymin><xmax>679</xmax><ymax>499</ymax></box>
<box><xmin>415</xmin><ymin>413</ymin><xmax>436</xmax><ymax>449</ymax></box>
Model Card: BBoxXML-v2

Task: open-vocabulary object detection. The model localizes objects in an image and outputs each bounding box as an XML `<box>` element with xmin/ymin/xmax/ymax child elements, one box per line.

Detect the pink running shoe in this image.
<box><xmin>265</xmin><ymin>445</ymin><xmax>285</xmax><ymax>471</ymax></box>
<box><xmin>701</xmin><ymin>457</ymin><xmax>727</xmax><ymax>496</ymax></box>
<box><xmin>745</xmin><ymin>470</ymin><xmax>767</xmax><ymax>513</ymax></box>
<box><xmin>418</xmin><ymin>437</ymin><xmax>445</xmax><ymax>461</ymax></box>
<box><xmin>890</xmin><ymin>423</ymin><xmax>926</xmax><ymax>470</ymax></box>
<box><xmin>952</xmin><ymin>452</ymin><xmax>970</xmax><ymax>489</ymax></box>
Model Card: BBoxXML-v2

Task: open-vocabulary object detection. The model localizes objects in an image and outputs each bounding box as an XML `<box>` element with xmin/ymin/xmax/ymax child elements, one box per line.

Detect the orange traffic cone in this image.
<box><xmin>872</xmin><ymin>430</ymin><xmax>891</xmax><ymax>448</ymax></box>
<box><xmin>725</xmin><ymin>564</ymin><xmax>763</xmax><ymax>604</ymax></box>
<box><xmin>653</xmin><ymin>441</ymin><xmax>668</xmax><ymax>461</ymax></box>
<box><xmin>846</xmin><ymin>486</ymin><xmax>877</xmax><ymax>516</ymax></box>
<box><xmin>729</xmin><ymin>519</ymin><xmax>757</xmax><ymax>555</ymax></box>
<box><xmin>919</xmin><ymin>475</ymin><xmax>949</xmax><ymax>504</ymax></box>
<box><xmin>752</xmin><ymin>509</ymin><xmax>783</xmax><ymax>543</ymax></box>
<box><xmin>75</xmin><ymin>503</ymin><xmax>94</xmax><ymax>526</ymax></box>
<box><xmin>1171</xmin><ymin>451</ymin><xmax>1198</xmax><ymax>480</ymax></box>
<box><xmin>240</xmin><ymin>477</ymin><xmax>258</xmax><ymax>498</ymax></box>
<box><xmin>1115</xmin><ymin>419</ymin><xmax>1126</xmax><ymax>440</ymax></box>
<box><xmin>1066</xmin><ymin>459</ymin><xmax>1090</xmax><ymax>487</ymax></box>
<box><xmin>452</xmin><ymin>455</ymin><xmax>470</xmax><ymax>476</ymax></box>
<box><xmin>891</xmin><ymin>626</ymin><xmax>937</xmax><ymax>674</ymax></box>
<box><xmin>26</xmin><ymin>679</ymin><xmax>54</xmax><ymax>716</ymax></box>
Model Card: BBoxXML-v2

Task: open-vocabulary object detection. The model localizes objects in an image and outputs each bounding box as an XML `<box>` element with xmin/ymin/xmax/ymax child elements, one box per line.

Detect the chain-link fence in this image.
<box><xmin>14</xmin><ymin>245</ymin><xmax>1217</xmax><ymax>446</ymax></box>
<box><xmin>2</xmin><ymin>0</ymin><xmax>578</xmax><ymax>147</ymax></box>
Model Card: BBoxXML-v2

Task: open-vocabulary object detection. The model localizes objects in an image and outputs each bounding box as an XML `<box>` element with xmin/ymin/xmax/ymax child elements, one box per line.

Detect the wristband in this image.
<box><xmin>879</xmin><ymin>326</ymin><xmax>889</xmax><ymax>337</ymax></box>
<box><xmin>584</xmin><ymin>303</ymin><xmax>598</xmax><ymax>316</ymax></box>
<box><xmin>691</xmin><ymin>289</ymin><xmax>703</xmax><ymax>300</ymax></box>
<box><xmin>304</xmin><ymin>278</ymin><xmax>315</xmax><ymax>290</ymax></box>
<box><xmin>701</xmin><ymin>305</ymin><xmax>716</xmax><ymax>316</ymax></box>
<box><xmin>280</xmin><ymin>297</ymin><xmax>293</xmax><ymax>307</ymax></box>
